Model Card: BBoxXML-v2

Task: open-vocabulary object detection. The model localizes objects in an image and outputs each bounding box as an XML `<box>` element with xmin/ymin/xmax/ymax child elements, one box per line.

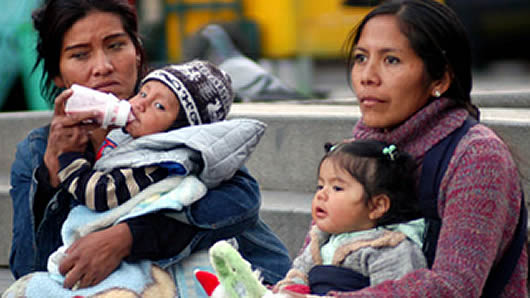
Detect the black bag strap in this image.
<box><xmin>419</xmin><ymin>116</ymin><xmax>527</xmax><ymax>297</ymax></box>
<box><xmin>308</xmin><ymin>265</ymin><xmax>370</xmax><ymax>294</ymax></box>
<box><xmin>419</xmin><ymin>117</ymin><xmax>477</xmax><ymax>266</ymax></box>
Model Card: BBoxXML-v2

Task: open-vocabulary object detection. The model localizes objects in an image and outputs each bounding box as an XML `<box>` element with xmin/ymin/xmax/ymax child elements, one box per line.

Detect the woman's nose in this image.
<box><xmin>359</xmin><ymin>60</ymin><xmax>381</xmax><ymax>86</ymax></box>
<box><xmin>92</xmin><ymin>51</ymin><xmax>113</xmax><ymax>77</ymax></box>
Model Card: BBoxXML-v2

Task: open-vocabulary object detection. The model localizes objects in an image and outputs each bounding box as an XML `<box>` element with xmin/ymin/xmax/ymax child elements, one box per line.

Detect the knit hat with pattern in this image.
<box><xmin>141</xmin><ymin>60</ymin><xmax>234</xmax><ymax>127</ymax></box>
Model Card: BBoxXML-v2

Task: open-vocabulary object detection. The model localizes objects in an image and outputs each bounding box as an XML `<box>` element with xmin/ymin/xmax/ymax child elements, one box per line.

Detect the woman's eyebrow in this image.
<box><xmin>354</xmin><ymin>46</ymin><xmax>402</xmax><ymax>54</ymax></box>
<box><xmin>103</xmin><ymin>32</ymin><xmax>128</xmax><ymax>42</ymax></box>
<box><xmin>353</xmin><ymin>46</ymin><xmax>366</xmax><ymax>52</ymax></box>
<box><xmin>64</xmin><ymin>43</ymin><xmax>89</xmax><ymax>52</ymax></box>
<box><xmin>64</xmin><ymin>33</ymin><xmax>128</xmax><ymax>52</ymax></box>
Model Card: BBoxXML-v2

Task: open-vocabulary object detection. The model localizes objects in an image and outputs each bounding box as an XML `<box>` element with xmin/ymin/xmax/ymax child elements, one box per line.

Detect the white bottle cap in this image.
<box><xmin>115</xmin><ymin>100</ymin><xmax>132</xmax><ymax>127</ymax></box>
<box><xmin>101</xmin><ymin>100</ymin><xmax>132</xmax><ymax>128</ymax></box>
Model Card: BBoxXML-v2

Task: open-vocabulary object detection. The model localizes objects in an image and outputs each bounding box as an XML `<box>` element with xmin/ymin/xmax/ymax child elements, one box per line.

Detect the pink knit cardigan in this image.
<box><xmin>324</xmin><ymin>98</ymin><xmax>528</xmax><ymax>297</ymax></box>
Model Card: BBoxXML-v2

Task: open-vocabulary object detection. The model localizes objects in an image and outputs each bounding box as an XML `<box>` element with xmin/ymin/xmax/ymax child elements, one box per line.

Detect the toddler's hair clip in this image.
<box><xmin>382</xmin><ymin>144</ymin><xmax>397</xmax><ymax>161</ymax></box>
<box><xmin>324</xmin><ymin>142</ymin><xmax>338</xmax><ymax>152</ymax></box>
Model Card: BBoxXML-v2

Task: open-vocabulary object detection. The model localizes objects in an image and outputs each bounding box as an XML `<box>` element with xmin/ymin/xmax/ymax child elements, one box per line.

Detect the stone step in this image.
<box><xmin>0</xmin><ymin>267</ymin><xmax>14</xmax><ymax>295</ymax></box>
<box><xmin>1</xmin><ymin>93</ymin><xmax>529</xmax><ymax>275</ymax></box>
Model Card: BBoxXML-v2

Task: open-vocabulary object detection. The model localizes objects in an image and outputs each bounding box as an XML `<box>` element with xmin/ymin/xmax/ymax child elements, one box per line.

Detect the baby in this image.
<box><xmin>58</xmin><ymin>60</ymin><xmax>235</xmax><ymax>211</ymax></box>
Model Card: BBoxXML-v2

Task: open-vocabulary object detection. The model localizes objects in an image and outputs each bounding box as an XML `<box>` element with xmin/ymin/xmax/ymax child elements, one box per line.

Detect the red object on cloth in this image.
<box><xmin>284</xmin><ymin>284</ymin><xmax>311</xmax><ymax>294</ymax></box>
<box><xmin>194</xmin><ymin>270</ymin><xmax>220</xmax><ymax>296</ymax></box>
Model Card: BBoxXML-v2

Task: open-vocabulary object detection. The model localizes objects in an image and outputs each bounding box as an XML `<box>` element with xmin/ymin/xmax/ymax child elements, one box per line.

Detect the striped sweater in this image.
<box><xmin>58</xmin><ymin>152</ymin><xmax>169</xmax><ymax>211</ymax></box>
<box><xmin>322</xmin><ymin>98</ymin><xmax>527</xmax><ymax>297</ymax></box>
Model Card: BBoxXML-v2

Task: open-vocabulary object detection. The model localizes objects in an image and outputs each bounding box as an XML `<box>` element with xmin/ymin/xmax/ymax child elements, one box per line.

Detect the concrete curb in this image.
<box><xmin>288</xmin><ymin>90</ymin><xmax>530</xmax><ymax>108</ymax></box>
<box><xmin>0</xmin><ymin>97</ymin><xmax>529</xmax><ymax>267</ymax></box>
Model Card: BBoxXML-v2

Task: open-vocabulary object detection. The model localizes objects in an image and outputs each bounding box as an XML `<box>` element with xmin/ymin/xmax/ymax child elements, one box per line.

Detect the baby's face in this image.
<box><xmin>312</xmin><ymin>158</ymin><xmax>376</xmax><ymax>234</ymax></box>
<box><xmin>125</xmin><ymin>80</ymin><xmax>179</xmax><ymax>138</ymax></box>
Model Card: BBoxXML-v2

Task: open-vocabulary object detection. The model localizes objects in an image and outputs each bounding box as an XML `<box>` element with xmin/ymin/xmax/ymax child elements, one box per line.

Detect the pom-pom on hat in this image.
<box><xmin>141</xmin><ymin>60</ymin><xmax>234</xmax><ymax>127</ymax></box>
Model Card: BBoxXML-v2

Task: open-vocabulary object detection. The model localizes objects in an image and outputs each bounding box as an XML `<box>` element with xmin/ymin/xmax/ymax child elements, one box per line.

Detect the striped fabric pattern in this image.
<box><xmin>58</xmin><ymin>152</ymin><xmax>169</xmax><ymax>211</ymax></box>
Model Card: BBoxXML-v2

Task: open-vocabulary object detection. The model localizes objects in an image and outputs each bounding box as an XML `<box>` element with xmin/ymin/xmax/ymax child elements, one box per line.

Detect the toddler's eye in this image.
<box><xmin>333</xmin><ymin>186</ymin><xmax>343</xmax><ymax>192</ymax></box>
<box><xmin>140</xmin><ymin>91</ymin><xmax>147</xmax><ymax>98</ymax></box>
<box><xmin>155</xmin><ymin>102</ymin><xmax>166</xmax><ymax>110</ymax></box>
<box><xmin>316</xmin><ymin>185</ymin><xmax>324</xmax><ymax>191</ymax></box>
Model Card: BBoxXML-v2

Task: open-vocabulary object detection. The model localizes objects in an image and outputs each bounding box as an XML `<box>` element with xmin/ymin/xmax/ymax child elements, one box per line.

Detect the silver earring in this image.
<box><xmin>434</xmin><ymin>90</ymin><xmax>441</xmax><ymax>98</ymax></box>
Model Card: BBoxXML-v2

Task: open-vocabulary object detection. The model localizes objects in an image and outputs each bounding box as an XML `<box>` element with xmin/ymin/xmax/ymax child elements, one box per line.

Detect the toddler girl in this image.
<box><xmin>274</xmin><ymin>140</ymin><xmax>426</xmax><ymax>295</ymax></box>
<box><xmin>202</xmin><ymin>140</ymin><xmax>427</xmax><ymax>297</ymax></box>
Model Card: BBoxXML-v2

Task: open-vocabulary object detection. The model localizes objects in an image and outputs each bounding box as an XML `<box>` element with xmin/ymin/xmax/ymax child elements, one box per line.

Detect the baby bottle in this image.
<box><xmin>65</xmin><ymin>84</ymin><xmax>135</xmax><ymax>128</ymax></box>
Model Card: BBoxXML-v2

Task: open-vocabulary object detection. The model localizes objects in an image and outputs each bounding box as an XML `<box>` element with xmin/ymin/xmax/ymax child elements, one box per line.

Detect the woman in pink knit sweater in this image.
<box><xmin>283</xmin><ymin>0</ymin><xmax>527</xmax><ymax>297</ymax></box>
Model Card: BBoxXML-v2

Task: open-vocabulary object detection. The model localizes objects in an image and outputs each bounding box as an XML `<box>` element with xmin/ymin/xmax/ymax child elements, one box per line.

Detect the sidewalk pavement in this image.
<box><xmin>0</xmin><ymin>267</ymin><xmax>13</xmax><ymax>294</ymax></box>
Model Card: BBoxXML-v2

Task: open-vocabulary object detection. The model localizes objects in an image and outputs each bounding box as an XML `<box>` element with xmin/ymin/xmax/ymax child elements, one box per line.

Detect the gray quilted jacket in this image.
<box><xmin>95</xmin><ymin>118</ymin><xmax>266</xmax><ymax>188</ymax></box>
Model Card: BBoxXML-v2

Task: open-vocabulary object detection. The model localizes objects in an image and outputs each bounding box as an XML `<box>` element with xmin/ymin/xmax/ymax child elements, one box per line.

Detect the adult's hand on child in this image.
<box><xmin>44</xmin><ymin>89</ymin><xmax>99</xmax><ymax>187</ymax></box>
<box><xmin>59</xmin><ymin>223</ymin><xmax>133</xmax><ymax>289</ymax></box>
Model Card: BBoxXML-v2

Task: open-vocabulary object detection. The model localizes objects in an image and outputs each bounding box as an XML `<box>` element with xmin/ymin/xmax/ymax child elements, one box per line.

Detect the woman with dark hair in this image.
<box><xmin>8</xmin><ymin>0</ymin><xmax>290</xmax><ymax>293</ymax></box>
<box><xmin>345</xmin><ymin>0</ymin><xmax>478</xmax><ymax>121</ymax></box>
<box><xmin>284</xmin><ymin>0</ymin><xmax>527</xmax><ymax>296</ymax></box>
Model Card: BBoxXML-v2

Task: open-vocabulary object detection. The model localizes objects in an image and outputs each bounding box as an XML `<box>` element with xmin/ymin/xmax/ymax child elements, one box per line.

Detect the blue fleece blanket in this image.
<box><xmin>2</xmin><ymin>176</ymin><xmax>216</xmax><ymax>298</ymax></box>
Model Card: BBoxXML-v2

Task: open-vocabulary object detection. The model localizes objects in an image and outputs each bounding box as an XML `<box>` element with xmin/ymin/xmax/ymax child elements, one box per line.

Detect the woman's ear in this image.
<box><xmin>430</xmin><ymin>69</ymin><xmax>452</xmax><ymax>98</ymax></box>
<box><xmin>368</xmin><ymin>194</ymin><xmax>390</xmax><ymax>220</ymax></box>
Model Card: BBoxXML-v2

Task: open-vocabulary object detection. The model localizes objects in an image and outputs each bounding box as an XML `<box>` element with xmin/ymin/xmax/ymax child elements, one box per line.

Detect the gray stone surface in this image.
<box><xmin>0</xmin><ymin>268</ymin><xmax>14</xmax><ymax>295</ymax></box>
<box><xmin>229</xmin><ymin>103</ymin><xmax>530</xmax><ymax>199</ymax></box>
<box><xmin>291</xmin><ymin>90</ymin><xmax>530</xmax><ymax>108</ymax></box>
<box><xmin>0</xmin><ymin>111</ymin><xmax>53</xmax><ymax>177</ymax></box>
<box><xmin>471</xmin><ymin>90</ymin><xmax>530</xmax><ymax>108</ymax></box>
<box><xmin>0</xmin><ymin>186</ymin><xmax>11</xmax><ymax>272</ymax></box>
<box><xmin>259</xmin><ymin>190</ymin><xmax>313</xmax><ymax>258</ymax></box>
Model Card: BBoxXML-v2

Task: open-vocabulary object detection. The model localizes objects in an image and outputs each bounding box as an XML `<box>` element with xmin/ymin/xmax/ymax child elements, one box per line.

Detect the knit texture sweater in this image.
<box><xmin>276</xmin><ymin>224</ymin><xmax>426</xmax><ymax>293</ymax></box>
<box><xmin>326</xmin><ymin>98</ymin><xmax>527</xmax><ymax>297</ymax></box>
